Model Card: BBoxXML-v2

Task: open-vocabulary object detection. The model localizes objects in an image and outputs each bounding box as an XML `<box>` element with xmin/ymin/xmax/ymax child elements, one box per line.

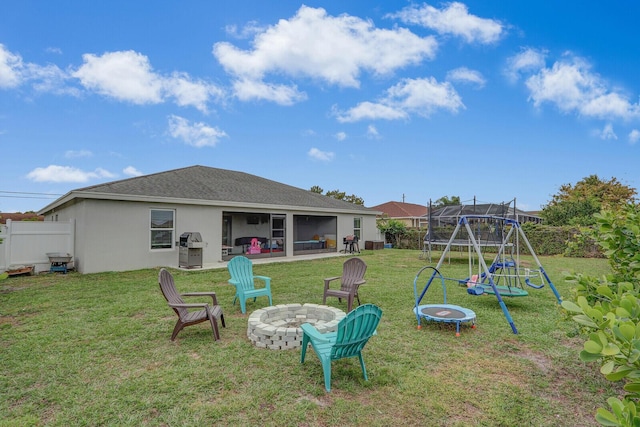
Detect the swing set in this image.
<box><xmin>414</xmin><ymin>214</ymin><xmax>562</xmax><ymax>334</ymax></box>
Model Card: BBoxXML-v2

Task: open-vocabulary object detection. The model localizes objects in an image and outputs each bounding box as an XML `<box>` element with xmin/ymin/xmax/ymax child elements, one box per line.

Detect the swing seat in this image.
<box><xmin>524</xmin><ymin>278</ymin><xmax>545</xmax><ymax>289</ymax></box>
<box><xmin>479</xmin><ymin>284</ymin><xmax>528</xmax><ymax>297</ymax></box>
<box><xmin>467</xmin><ymin>286</ymin><xmax>484</xmax><ymax>296</ymax></box>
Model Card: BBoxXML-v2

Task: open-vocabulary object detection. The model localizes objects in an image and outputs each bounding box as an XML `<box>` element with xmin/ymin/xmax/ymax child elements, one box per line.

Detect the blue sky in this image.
<box><xmin>2</xmin><ymin>1</ymin><xmax>639</xmax><ymax>213</ymax></box>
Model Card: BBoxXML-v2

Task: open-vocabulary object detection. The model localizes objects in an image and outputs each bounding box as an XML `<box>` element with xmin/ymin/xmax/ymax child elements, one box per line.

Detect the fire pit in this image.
<box><xmin>247</xmin><ymin>303</ymin><xmax>345</xmax><ymax>350</ymax></box>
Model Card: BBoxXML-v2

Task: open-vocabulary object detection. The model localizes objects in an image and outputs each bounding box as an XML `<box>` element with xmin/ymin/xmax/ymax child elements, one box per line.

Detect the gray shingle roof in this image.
<box><xmin>62</xmin><ymin>165</ymin><xmax>374</xmax><ymax>213</ymax></box>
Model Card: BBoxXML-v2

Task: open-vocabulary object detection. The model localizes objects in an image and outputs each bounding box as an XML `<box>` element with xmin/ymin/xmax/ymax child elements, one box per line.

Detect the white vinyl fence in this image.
<box><xmin>0</xmin><ymin>219</ymin><xmax>74</xmax><ymax>273</ymax></box>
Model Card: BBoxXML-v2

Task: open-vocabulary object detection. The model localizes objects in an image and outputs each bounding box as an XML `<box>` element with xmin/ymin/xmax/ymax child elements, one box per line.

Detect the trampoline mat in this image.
<box><xmin>421</xmin><ymin>306</ymin><xmax>467</xmax><ymax>319</ymax></box>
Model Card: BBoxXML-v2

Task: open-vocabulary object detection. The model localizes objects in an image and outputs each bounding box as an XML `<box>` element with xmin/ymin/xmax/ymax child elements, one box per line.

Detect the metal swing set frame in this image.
<box><xmin>423</xmin><ymin>215</ymin><xmax>562</xmax><ymax>334</ymax></box>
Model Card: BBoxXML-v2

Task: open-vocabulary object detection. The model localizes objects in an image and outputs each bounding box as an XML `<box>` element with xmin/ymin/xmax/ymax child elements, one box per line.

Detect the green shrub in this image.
<box><xmin>376</xmin><ymin>218</ymin><xmax>408</xmax><ymax>248</ymax></box>
<box><xmin>562</xmin><ymin>204</ymin><xmax>640</xmax><ymax>426</ymax></box>
<box><xmin>387</xmin><ymin>221</ymin><xmax>603</xmax><ymax>258</ymax></box>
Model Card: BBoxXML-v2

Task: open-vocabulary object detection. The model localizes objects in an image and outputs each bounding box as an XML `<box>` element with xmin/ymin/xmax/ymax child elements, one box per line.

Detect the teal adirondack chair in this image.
<box><xmin>227</xmin><ymin>256</ymin><xmax>273</xmax><ymax>313</ymax></box>
<box><xmin>300</xmin><ymin>303</ymin><xmax>382</xmax><ymax>392</ymax></box>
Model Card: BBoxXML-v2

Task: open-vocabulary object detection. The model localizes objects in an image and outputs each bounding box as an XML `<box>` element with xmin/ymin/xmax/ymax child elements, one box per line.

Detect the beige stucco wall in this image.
<box><xmin>66</xmin><ymin>200</ymin><xmax>224</xmax><ymax>273</ymax></box>
<box><xmin>47</xmin><ymin>199</ymin><xmax>378</xmax><ymax>274</ymax></box>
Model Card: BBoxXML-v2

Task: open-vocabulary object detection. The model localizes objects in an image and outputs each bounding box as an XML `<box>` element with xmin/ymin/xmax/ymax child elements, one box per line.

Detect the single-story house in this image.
<box><xmin>370</xmin><ymin>201</ymin><xmax>428</xmax><ymax>229</ymax></box>
<box><xmin>38</xmin><ymin>165</ymin><xmax>381</xmax><ymax>274</ymax></box>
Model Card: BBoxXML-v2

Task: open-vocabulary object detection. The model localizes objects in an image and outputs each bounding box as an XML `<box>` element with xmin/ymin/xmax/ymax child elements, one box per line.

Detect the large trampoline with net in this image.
<box><xmin>420</xmin><ymin>198</ymin><xmax>541</xmax><ymax>262</ymax></box>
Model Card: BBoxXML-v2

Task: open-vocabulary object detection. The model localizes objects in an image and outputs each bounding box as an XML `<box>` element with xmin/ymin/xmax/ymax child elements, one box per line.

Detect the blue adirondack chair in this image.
<box><xmin>227</xmin><ymin>256</ymin><xmax>273</xmax><ymax>313</ymax></box>
<box><xmin>300</xmin><ymin>303</ymin><xmax>382</xmax><ymax>392</ymax></box>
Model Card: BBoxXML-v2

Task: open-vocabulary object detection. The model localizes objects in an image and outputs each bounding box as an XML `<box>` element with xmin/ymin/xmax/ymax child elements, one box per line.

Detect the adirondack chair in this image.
<box><xmin>323</xmin><ymin>257</ymin><xmax>367</xmax><ymax>312</ymax></box>
<box><xmin>300</xmin><ymin>303</ymin><xmax>383</xmax><ymax>392</ymax></box>
<box><xmin>158</xmin><ymin>268</ymin><xmax>225</xmax><ymax>341</ymax></box>
<box><xmin>227</xmin><ymin>256</ymin><xmax>273</xmax><ymax>313</ymax></box>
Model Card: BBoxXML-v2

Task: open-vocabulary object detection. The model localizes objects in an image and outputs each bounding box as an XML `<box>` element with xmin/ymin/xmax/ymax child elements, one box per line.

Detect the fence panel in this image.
<box><xmin>0</xmin><ymin>219</ymin><xmax>74</xmax><ymax>273</ymax></box>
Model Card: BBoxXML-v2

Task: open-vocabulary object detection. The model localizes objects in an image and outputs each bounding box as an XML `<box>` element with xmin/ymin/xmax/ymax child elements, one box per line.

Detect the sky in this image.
<box><xmin>2</xmin><ymin>1</ymin><xmax>640</xmax><ymax>214</ymax></box>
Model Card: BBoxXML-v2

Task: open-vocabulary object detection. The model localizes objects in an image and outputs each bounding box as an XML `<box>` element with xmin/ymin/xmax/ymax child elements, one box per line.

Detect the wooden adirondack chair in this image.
<box><xmin>227</xmin><ymin>256</ymin><xmax>273</xmax><ymax>313</ymax></box>
<box><xmin>323</xmin><ymin>257</ymin><xmax>367</xmax><ymax>312</ymax></box>
<box><xmin>158</xmin><ymin>268</ymin><xmax>225</xmax><ymax>341</ymax></box>
<box><xmin>300</xmin><ymin>303</ymin><xmax>382</xmax><ymax>392</ymax></box>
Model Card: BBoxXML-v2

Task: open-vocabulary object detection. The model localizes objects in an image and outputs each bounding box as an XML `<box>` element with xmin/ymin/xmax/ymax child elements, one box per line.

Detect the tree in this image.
<box><xmin>376</xmin><ymin>217</ymin><xmax>406</xmax><ymax>247</ymax></box>
<box><xmin>541</xmin><ymin>175</ymin><xmax>637</xmax><ymax>226</ymax></box>
<box><xmin>309</xmin><ymin>186</ymin><xmax>365</xmax><ymax>205</ymax></box>
<box><xmin>433</xmin><ymin>196</ymin><xmax>460</xmax><ymax>208</ymax></box>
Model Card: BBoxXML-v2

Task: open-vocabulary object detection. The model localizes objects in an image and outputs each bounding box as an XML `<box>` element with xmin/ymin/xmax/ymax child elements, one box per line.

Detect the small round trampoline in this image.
<box><xmin>413</xmin><ymin>266</ymin><xmax>477</xmax><ymax>336</ymax></box>
<box><xmin>413</xmin><ymin>304</ymin><xmax>476</xmax><ymax>336</ymax></box>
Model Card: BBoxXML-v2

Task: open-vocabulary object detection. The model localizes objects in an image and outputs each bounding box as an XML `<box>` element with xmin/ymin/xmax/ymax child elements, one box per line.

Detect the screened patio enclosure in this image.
<box><xmin>292</xmin><ymin>215</ymin><xmax>337</xmax><ymax>254</ymax></box>
<box><xmin>222</xmin><ymin>212</ymin><xmax>337</xmax><ymax>260</ymax></box>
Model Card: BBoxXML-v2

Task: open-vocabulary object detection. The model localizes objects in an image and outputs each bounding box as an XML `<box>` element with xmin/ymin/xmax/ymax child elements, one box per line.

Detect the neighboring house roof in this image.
<box><xmin>38</xmin><ymin>165</ymin><xmax>378</xmax><ymax>215</ymax></box>
<box><xmin>0</xmin><ymin>213</ymin><xmax>44</xmax><ymax>224</ymax></box>
<box><xmin>370</xmin><ymin>201</ymin><xmax>428</xmax><ymax>218</ymax></box>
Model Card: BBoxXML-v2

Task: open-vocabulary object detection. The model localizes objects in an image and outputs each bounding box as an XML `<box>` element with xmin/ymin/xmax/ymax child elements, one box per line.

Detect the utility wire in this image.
<box><xmin>0</xmin><ymin>190</ymin><xmax>62</xmax><ymax>199</ymax></box>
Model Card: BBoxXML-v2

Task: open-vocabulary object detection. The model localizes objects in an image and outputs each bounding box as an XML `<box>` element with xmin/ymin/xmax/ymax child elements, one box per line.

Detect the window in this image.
<box><xmin>150</xmin><ymin>209</ymin><xmax>175</xmax><ymax>249</ymax></box>
<box><xmin>353</xmin><ymin>217</ymin><xmax>362</xmax><ymax>240</ymax></box>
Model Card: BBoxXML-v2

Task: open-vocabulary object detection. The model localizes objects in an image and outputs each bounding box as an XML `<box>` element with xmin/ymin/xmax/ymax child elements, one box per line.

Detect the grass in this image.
<box><xmin>0</xmin><ymin>249</ymin><xmax>618</xmax><ymax>426</ymax></box>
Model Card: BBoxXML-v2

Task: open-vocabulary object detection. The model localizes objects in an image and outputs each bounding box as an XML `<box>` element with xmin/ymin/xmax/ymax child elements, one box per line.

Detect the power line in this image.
<box><xmin>0</xmin><ymin>190</ymin><xmax>62</xmax><ymax>200</ymax></box>
<box><xmin>0</xmin><ymin>190</ymin><xmax>63</xmax><ymax>195</ymax></box>
<box><xmin>0</xmin><ymin>195</ymin><xmax>58</xmax><ymax>199</ymax></box>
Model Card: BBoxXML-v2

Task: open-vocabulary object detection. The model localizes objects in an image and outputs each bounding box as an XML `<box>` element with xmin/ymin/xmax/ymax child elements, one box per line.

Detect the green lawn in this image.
<box><xmin>0</xmin><ymin>250</ymin><xmax>617</xmax><ymax>426</ymax></box>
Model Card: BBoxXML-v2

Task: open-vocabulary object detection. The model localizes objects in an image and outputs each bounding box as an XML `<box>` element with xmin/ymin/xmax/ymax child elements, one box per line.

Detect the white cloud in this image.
<box><xmin>334</xmin><ymin>131</ymin><xmax>347</xmax><ymax>141</ymax></box>
<box><xmin>446</xmin><ymin>67</ymin><xmax>486</xmax><ymax>88</ymax></box>
<box><xmin>386</xmin><ymin>77</ymin><xmax>464</xmax><ymax>116</ymax></box>
<box><xmin>367</xmin><ymin>125</ymin><xmax>380</xmax><ymax>139</ymax></box>
<box><xmin>123</xmin><ymin>166</ymin><xmax>143</xmax><ymax>176</ymax></box>
<box><xmin>308</xmin><ymin>147</ymin><xmax>335</xmax><ymax>161</ymax></box>
<box><xmin>26</xmin><ymin>165</ymin><xmax>116</xmax><ymax>183</ymax></box>
<box><xmin>167</xmin><ymin>115</ymin><xmax>227</xmax><ymax>147</ymax></box>
<box><xmin>597</xmin><ymin>123</ymin><xmax>617</xmax><ymax>140</ymax></box>
<box><xmin>213</xmin><ymin>6</ymin><xmax>437</xmax><ymax>104</ymax></box>
<box><xmin>64</xmin><ymin>150</ymin><xmax>93</xmax><ymax>158</ymax></box>
<box><xmin>629</xmin><ymin>129</ymin><xmax>640</xmax><ymax>145</ymax></box>
<box><xmin>232</xmin><ymin>78</ymin><xmax>306</xmax><ymax>105</ymax></box>
<box><xmin>73</xmin><ymin>50</ymin><xmax>164</xmax><ymax>104</ymax></box>
<box><xmin>581</xmin><ymin>92</ymin><xmax>639</xmax><ymax>119</ymax></box>
<box><xmin>0</xmin><ymin>44</ymin><xmax>24</xmax><ymax>88</ymax></box>
<box><xmin>224</xmin><ymin>21</ymin><xmax>266</xmax><ymax>39</ymax></box>
<box><xmin>336</xmin><ymin>101</ymin><xmax>408</xmax><ymax>123</ymax></box>
<box><xmin>504</xmin><ymin>47</ymin><xmax>546</xmax><ymax>82</ymax></box>
<box><xmin>524</xmin><ymin>54</ymin><xmax>640</xmax><ymax>120</ymax></box>
<box><xmin>165</xmin><ymin>72</ymin><xmax>225</xmax><ymax>112</ymax></box>
<box><xmin>336</xmin><ymin>77</ymin><xmax>464</xmax><ymax>122</ymax></box>
<box><xmin>72</xmin><ymin>50</ymin><xmax>223</xmax><ymax>112</ymax></box>
<box><xmin>0</xmin><ymin>44</ymin><xmax>78</xmax><ymax>95</ymax></box>
<box><xmin>26</xmin><ymin>63</ymin><xmax>78</xmax><ymax>95</ymax></box>
<box><xmin>392</xmin><ymin>2</ymin><xmax>504</xmax><ymax>44</ymax></box>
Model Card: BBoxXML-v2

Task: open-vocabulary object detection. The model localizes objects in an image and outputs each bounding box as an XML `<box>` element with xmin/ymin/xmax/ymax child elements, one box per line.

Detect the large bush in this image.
<box><xmin>385</xmin><ymin>222</ymin><xmax>603</xmax><ymax>258</ymax></box>
<box><xmin>376</xmin><ymin>218</ymin><xmax>408</xmax><ymax>248</ymax></box>
<box><xmin>562</xmin><ymin>204</ymin><xmax>640</xmax><ymax>426</ymax></box>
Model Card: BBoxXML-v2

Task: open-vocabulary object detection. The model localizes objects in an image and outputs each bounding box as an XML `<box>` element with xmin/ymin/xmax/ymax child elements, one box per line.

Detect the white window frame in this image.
<box><xmin>353</xmin><ymin>216</ymin><xmax>362</xmax><ymax>240</ymax></box>
<box><xmin>150</xmin><ymin>209</ymin><xmax>175</xmax><ymax>250</ymax></box>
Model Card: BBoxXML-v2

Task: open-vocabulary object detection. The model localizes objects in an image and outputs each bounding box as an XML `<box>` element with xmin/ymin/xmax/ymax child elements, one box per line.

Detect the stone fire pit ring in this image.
<box><xmin>247</xmin><ymin>303</ymin><xmax>346</xmax><ymax>350</ymax></box>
